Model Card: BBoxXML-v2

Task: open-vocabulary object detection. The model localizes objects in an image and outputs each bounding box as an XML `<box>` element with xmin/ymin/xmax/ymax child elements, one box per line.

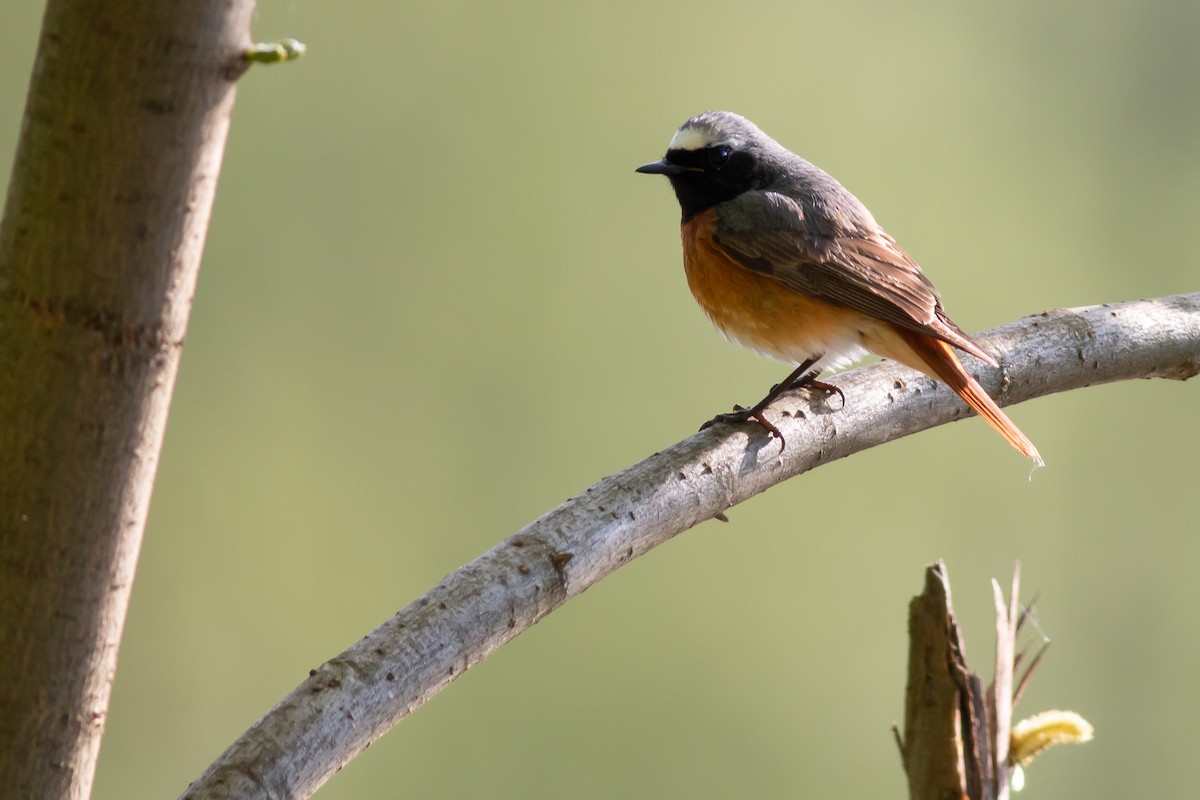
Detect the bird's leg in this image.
<box><xmin>700</xmin><ymin>357</ymin><xmax>842</xmax><ymax>450</ymax></box>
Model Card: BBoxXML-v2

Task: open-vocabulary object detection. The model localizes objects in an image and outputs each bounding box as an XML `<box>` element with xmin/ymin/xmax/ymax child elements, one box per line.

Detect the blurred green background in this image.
<box><xmin>3</xmin><ymin>1</ymin><xmax>1198</xmax><ymax>797</ymax></box>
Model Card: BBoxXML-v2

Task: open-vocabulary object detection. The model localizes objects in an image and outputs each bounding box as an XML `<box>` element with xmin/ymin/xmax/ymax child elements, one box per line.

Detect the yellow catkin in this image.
<box><xmin>1009</xmin><ymin>710</ymin><xmax>1094</xmax><ymax>767</ymax></box>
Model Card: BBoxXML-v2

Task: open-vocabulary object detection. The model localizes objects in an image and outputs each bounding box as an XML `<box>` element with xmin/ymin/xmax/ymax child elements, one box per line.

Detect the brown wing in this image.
<box><xmin>712</xmin><ymin>191</ymin><xmax>997</xmax><ymax>366</ymax></box>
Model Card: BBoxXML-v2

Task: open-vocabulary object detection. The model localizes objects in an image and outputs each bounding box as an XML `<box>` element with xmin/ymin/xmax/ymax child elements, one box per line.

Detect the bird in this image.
<box><xmin>636</xmin><ymin>111</ymin><xmax>1042</xmax><ymax>464</ymax></box>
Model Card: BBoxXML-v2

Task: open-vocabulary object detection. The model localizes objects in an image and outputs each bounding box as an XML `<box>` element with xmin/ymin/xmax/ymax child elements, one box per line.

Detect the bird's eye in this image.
<box><xmin>708</xmin><ymin>146</ymin><xmax>731</xmax><ymax>168</ymax></box>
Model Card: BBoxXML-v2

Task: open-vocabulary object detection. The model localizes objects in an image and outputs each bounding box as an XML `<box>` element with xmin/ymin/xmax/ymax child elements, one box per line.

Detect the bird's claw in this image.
<box><xmin>700</xmin><ymin>407</ymin><xmax>786</xmax><ymax>451</ymax></box>
<box><xmin>805</xmin><ymin>379</ymin><xmax>846</xmax><ymax>409</ymax></box>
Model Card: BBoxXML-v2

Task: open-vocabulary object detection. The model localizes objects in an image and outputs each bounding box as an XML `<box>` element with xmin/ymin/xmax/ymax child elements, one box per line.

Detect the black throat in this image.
<box><xmin>663</xmin><ymin>146</ymin><xmax>760</xmax><ymax>223</ymax></box>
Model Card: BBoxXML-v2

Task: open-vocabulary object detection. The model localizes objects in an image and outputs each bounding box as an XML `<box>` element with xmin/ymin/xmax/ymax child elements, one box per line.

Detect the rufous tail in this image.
<box><xmin>895</xmin><ymin>330</ymin><xmax>1043</xmax><ymax>466</ymax></box>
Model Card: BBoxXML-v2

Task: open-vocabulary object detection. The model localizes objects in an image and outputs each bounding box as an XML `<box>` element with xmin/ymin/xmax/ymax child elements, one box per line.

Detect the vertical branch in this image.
<box><xmin>0</xmin><ymin>2</ymin><xmax>255</xmax><ymax>797</ymax></box>
<box><xmin>900</xmin><ymin>563</ymin><xmax>1092</xmax><ymax>799</ymax></box>
<box><xmin>989</xmin><ymin>568</ymin><xmax>1020</xmax><ymax>800</ymax></box>
<box><xmin>900</xmin><ymin>562</ymin><xmax>968</xmax><ymax>799</ymax></box>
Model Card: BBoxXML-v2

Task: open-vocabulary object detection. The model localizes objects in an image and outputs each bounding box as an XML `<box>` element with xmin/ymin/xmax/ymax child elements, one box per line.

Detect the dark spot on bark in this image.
<box><xmin>140</xmin><ymin>98</ymin><xmax>176</xmax><ymax>115</ymax></box>
<box><xmin>550</xmin><ymin>552</ymin><xmax>574</xmax><ymax>574</ymax></box>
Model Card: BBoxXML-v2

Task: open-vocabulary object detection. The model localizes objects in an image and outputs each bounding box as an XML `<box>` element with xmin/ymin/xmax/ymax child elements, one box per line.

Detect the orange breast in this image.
<box><xmin>681</xmin><ymin>210</ymin><xmax>874</xmax><ymax>369</ymax></box>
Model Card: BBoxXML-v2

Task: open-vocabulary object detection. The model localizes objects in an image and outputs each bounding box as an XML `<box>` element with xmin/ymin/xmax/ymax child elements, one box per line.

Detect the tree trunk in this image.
<box><xmin>0</xmin><ymin>2</ymin><xmax>253</xmax><ymax>797</ymax></box>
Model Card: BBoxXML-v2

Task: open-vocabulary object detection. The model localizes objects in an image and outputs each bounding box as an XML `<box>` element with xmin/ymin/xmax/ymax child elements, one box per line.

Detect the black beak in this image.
<box><xmin>635</xmin><ymin>159</ymin><xmax>687</xmax><ymax>176</ymax></box>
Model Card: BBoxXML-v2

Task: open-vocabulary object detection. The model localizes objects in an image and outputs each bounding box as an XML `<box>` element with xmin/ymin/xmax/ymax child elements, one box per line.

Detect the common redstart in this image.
<box><xmin>637</xmin><ymin>111</ymin><xmax>1042</xmax><ymax>464</ymax></box>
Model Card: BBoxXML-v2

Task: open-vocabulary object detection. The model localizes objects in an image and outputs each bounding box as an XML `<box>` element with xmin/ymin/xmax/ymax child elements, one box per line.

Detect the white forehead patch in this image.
<box><xmin>667</xmin><ymin>125</ymin><xmax>714</xmax><ymax>152</ymax></box>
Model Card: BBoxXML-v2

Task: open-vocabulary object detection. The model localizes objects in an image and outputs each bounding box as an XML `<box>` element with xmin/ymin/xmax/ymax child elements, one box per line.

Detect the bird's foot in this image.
<box><xmin>803</xmin><ymin>378</ymin><xmax>845</xmax><ymax>409</ymax></box>
<box><xmin>698</xmin><ymin>357</ymin><xmax>848</xmax><ymax>453</ymax></box>
<box><xmin>700</xmin><ymin>403</ymin><xmax>786</xmax><ymax>450</ymax></box>
<box><xmin>699</xmin><ymin>369</ymin><xmax>845</xmax><ymax>453</ymax></box>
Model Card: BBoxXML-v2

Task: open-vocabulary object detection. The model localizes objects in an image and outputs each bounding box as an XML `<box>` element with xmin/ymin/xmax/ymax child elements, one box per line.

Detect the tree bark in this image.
<box><xmin>182</xmin><ymin>293</ymin><xmax>1199</xmax><ymax>800</ymax></box>
<box><xmin>0</xmin><ymin>3</ymin><xmax>253</xmax><ymax>798</ymax></box>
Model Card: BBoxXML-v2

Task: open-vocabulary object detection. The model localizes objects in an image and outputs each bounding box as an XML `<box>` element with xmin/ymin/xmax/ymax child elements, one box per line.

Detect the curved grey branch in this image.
<box><xmin>182</xmin><ymin>292</ymin><xmax>1200</xmax><ymax>800</ymax></box>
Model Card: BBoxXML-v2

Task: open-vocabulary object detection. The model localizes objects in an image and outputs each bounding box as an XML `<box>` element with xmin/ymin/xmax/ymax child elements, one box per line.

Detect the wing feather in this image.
<box><xmin>712</xmin><ymin>191</ymin><xmax>996</xmax><ymax>365</ymax></box>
